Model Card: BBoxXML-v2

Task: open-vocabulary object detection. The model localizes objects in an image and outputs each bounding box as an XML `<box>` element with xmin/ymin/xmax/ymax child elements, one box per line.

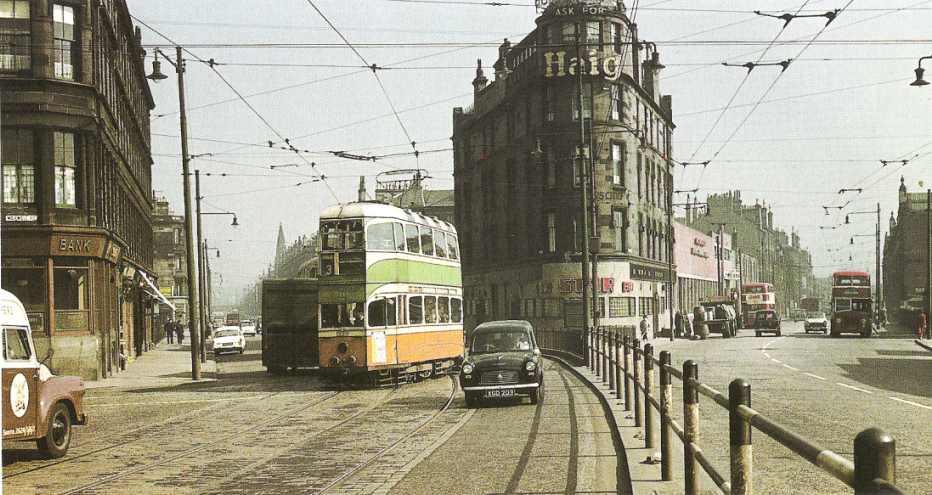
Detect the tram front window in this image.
<box><xmin>321</xmin><ymin>220</ymin><xmax>363</xmax><ymax>251</ymax></box>
<box><xmin>320</xmin><ymin>302</ymin><xmax>366</xmax><ymax>328</ymax></box>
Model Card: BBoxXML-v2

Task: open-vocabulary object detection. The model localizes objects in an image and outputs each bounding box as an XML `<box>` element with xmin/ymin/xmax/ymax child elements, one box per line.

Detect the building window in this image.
<box><xmin>54</xmin><ymin>131</ymin><xmax>77</xmax><ymax>207</ymax></box>
<box><xmin>636</xmin><ymin>151</ymin><xmax>642</xmax><ymax>199</ymax></box>
<box><xmin>613</xmin><ymin>209</ymin><xmax>627</xmax><ymax>253</ymax></box>
<box><xmin>52</xmin><ymin>4</ymin><xmax>76</xmax><ymax>80</ymax></box>
<box><xmin>610</xmin><ymin>85</ymin><xmax>621</xmax><ymax>121</ymax></box>
<box><xmin>545</xmin><ymin>147</ymin><xmax>556</xmax><ymax>188</ymax></box>
<box><xmin>546</xmin><ymin>212</ymin><xmax>556</xmax><ymax>253</ymax></box>
<box><xmin>0</xmin><ymin>1</ymin><xmax>29</xmax><ymax>18</ymax></box>
<box><xmin>612</xmin><ymin>142</ymin><xmax>624</xmax><ymax>186</ymax></box>
<box><xmin>586</xmin><ymin>21</ymin><xmax>600</xmax><ymax>45</ymax></box>
<box><xmin>572</xmin><ymin>82</ymin><xmax>592</xmax><ymax>121</ymax></box>
<box><xmin>610</xmin><ymin>22</ymin><xmax>623</xmax><ymax>52</ymax></box>
<box><xmin>53</xmin><ymin>265</ymin><xmax>88</xmax><ymax>311</ymax></box>
<box><xmin>609</xmin><ymin>297</ymin><xmax>635</xmax><ymax>317</ymax></box>
<box><xmin>0</xmin><ymin>29</ymin><xmax>30</xmax><ymax>72</ymax></box>
<box><xmin>639</xmin><ymin>297</ymin><xmax>655</xmax><ymax>316</ymax></box>
<box><xmin>562</xmin><ymin>22</ymin><xmax>577</xmax><ymax>44</ymax></box>
<box><xmin>544</xmin><ymin>85</ymin><xmax>555</xmax><ymax>122</ymax></box>
<box><xmin>572</xmin><ymin>144</ymin><xmax>588</xmax><ymax>187</ymax></box>
<box><xmin>1</xmin><ymin>128</ymin><xmax>35</xmax><ymax>204</ymax></box>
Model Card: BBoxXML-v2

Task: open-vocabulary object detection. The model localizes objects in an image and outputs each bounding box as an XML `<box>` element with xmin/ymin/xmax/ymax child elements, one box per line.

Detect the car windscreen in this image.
<box><xmin>215</xmin><ymin>329</ymin><xmax>240</xmax><ymax>338</ymax></box>
<box><xmin>471</xmin><ymin>329</ymin><xmax>532</xmax><ymax>354</ymax></box>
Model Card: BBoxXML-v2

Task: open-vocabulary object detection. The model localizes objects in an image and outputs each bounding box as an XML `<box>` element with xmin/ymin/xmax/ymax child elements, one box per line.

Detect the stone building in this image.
<box><xmin>1</xmin><ymin>0</ymin><xmax>156</xmax><ymax>379</ymax></box>
<box><xmin>882</xmin><ymin>177</ymin><xmax>928</xmax><ymax>324</ymax></box>
<box><xmin>151</xmin><ymin>194</ymin><xmax>185</xmax><ymax>324</ymax></box>
<box><xmin>673</xmin><ymin>221</ymin><xmax>738</xmax><ymax>312</ymax></box>
<box><xmin>454</xmin><ymin>0</ymin><xmax>676</xmax><ymax>337</ymax></box>
<box><xmin>682</xmin><ymin>191</ymin><xmax>815</xmax><ymax>314</ymax></box>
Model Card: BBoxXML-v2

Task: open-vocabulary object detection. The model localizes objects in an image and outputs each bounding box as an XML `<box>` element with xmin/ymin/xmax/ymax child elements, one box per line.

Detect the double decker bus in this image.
<box><xmin>317</xmin><ymin>202</ymin><xmax>464</xmax><ymax>381</ymax></box>
<box><xmin>740</xmin><ymin>283</ymin><xmax>776</xmax><ymax>327</ymax></box>
<box><xmin>830</xmin><ymin>271</ymin><xmax>872</xmax><ymax>337</ymax></box>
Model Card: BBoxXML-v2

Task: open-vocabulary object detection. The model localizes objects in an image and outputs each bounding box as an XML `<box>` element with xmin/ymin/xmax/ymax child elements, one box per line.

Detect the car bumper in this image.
<box><xmin>462</xmin><ymin>383</ymin><xmax>540</xmax><ymax>391</ymax></box>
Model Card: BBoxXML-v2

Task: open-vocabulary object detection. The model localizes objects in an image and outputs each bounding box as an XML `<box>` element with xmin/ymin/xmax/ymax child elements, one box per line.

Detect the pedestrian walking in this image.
<box><xmin>177</xmin><ymin>323</ymin><xmax>185</xmax><ymax>345</ymax></box>
<box><xmin>674</xmin><ymin>310</ymin><xmax>685</xmax><ymax>338</ymax></box>
<box><xmin>164</xmin><ymin>319</ymin><xmax>174</xmax><ymax>344</ymax></box>
<box><xmin>639</xmin><ymin>314</ymin><xmax>650</xmax><ymax>341</ymax></box>
<box><xmin>917</xmin><ymin>310</ymin><xmax>928</xmax><ymax>340</ymax></box>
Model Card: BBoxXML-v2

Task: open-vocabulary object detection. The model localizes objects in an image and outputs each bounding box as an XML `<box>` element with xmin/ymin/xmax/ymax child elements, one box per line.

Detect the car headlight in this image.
<box><xmin>461</xmin><ymin>363</ymin><xmax>474</xmax><ymax>375</ymax></box>
<box><xmin>525</xmin><ymin>361</ymin><xmax>537</xmax><ymax>371</ymax></box>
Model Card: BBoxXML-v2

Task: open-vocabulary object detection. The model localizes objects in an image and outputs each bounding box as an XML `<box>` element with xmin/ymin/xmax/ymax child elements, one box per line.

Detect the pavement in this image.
<box><xmin>86</xmin><ymin>337</ymin><xmax>217</xmax><ymax>389</ymax></box>
<box><xmin>569</xmin><ymin>320</ymin><xmax>932</xmax><ymax>495</ymax></box>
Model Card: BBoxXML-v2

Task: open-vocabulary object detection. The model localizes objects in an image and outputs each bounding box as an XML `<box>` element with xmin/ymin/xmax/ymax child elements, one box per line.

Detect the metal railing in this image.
<box><xmin>584</xmin><ymin>327</ymin><xmax>904</xmax><ymax>495</ymax></box>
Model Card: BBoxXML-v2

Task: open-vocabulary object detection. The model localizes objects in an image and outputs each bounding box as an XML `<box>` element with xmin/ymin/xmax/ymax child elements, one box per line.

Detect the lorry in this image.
<box><xmin>700</xmin><ymin>298</ymin><xmax>739</xmax><ymax>338</ymax></box>
<box><xmin>2</xmin><ymin>289</ymin><xmax>87</xmax><ymax>457</ymax></box>
<box><xmin>261</xmin><ymin>279</ymin><xmax>320</xmax><ymax>375</ymax></box>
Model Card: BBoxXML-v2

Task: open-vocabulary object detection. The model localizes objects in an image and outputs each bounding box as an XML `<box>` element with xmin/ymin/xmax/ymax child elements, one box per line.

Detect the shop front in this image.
<box><xmin>1</xmin><ymin>227</ymin><xmax>157</xmax><ymax>380</ymax></box>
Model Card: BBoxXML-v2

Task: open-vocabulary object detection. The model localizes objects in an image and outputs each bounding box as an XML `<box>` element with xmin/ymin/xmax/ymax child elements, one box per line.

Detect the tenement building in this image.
<box><xmin>152</xmin><ymin>194</ymin><xmax>185</xmax><ymax>324</ymax></box>
<box><xmin>454</xmin><ymin>0</ymin><xmax>676</xmax><ymax>337</ymax></box>
<box><xmin>882</xmin><ymin>177</ymin><xmax>928</xmax><ymax>324</ymax></box>
<box><xmin>1</xmin><ymin>0</ymin><xmax>157</xmax><ymax>379</ymax></box>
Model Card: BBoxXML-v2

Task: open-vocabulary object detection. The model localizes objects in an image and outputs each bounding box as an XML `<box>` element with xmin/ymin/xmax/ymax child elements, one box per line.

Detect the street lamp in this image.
<box><xmin>910</xmin><ymin>55</ymin><xmax>931</xmax><ymax>86</ymax></box>
<box><xmin>147</xmin><ymin>46</ymin><xmax>201</xmax><ymax>380</ymax></box>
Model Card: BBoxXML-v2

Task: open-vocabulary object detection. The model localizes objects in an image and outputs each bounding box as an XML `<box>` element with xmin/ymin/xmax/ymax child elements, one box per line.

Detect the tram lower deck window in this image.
<box><xmin>320</xmin><ymin>302</ymin><xmax>365</xmax><ymax>328</ymax></box>
<box><xmin>368</xmin><ymin>298</ymin><xmax>397</xmax><ymax>327</ymax></box>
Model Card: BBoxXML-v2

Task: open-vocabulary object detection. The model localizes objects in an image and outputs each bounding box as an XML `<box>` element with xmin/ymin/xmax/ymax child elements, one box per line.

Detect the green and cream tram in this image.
<box><xmin>317</xmin><ymin>202</ymin><xmax>464</xmax><ymax>378</ymax></box>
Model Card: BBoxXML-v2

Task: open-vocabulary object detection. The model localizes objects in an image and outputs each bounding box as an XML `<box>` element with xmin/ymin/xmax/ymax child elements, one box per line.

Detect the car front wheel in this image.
<box><xmin>38</xmin><ymin>402</ymin><xmax>72</xmax><ymax>458</ymax></box>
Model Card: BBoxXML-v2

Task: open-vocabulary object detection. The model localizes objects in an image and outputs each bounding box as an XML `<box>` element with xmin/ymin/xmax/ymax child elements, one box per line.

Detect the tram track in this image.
<box><xmin>2</xmin><ymin>390</ymin><xmax>284</xmax><ymax>479</ymax></box>
<box><xmin>51</xmin><ymin>390</ymin><xmax>346</xmax><ymax>495</ymax></box>
<box><xmin>314</xmin><ymin>374</ymin><xmax>460</xmax><ymax>494</ymax></box>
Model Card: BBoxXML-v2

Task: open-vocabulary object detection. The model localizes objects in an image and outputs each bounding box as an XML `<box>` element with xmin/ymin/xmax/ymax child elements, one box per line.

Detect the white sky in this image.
<box><xmin>127</xmin><ymin>0</ymin><xmax>932</xmax><ymax>303</ymax></box>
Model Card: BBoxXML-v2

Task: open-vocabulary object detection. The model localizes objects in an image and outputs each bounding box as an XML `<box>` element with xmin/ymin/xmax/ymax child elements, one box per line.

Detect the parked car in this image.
<box><xmin>459</xmin><ymin>321</ymin><xmax>543</xmax><ymax>407</ymax></box>
<box><xmin>804</xmin><ymin>312</ymin><xmax>829</xmax><ymax>334</ymax></box>
<box><xmin>240</xmin><ymin>320</ymin><xmax>257</xmax><ymax>337</ymax></box>
<box><xmin>212</xmin><ymin>326</ymin><xmax>246</xmax><ymax>355</ymax></box>
<box><xmin>2</xmin><ymin>289</ymin><xmax>87</xmax><ymax>458</ymax></box>
<box><xmin>753</xmin><ymin>310</ymin><xmax>782</xmax><ymax>337</ymax></box>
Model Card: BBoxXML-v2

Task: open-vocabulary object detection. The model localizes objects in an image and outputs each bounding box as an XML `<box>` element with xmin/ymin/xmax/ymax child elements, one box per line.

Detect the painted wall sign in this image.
<box><xmin>560</xmin><ymin>277</ymin><xmax>616</xmax><ymax>294</ymax></box>
<box><xmin>50</xmin><ymin>235</ymin><xmax>105</xmax><ymax>258</ymax></box>
<box><xmin>543</xmin><ymin>49</ymin><xmax>626</xmax><ymax>81</ymax></box>
<box><xmin>630</xmin><ymin>264</ymin><xmax>668</xmax><ymax>282</ymax></box>
<box><xmin>4</xmin><ymin>214</ymin><xmax>37</xmax><ymax>222</ymax></box>
<box><xmin>537</xmin><ymin>0</ymin><xmax>623</xmax><ymax>15</ymax></box>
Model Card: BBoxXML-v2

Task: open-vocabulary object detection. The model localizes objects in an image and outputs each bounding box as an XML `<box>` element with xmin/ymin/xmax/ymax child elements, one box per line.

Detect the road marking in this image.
<box><xmin>771</xmin><ymin>358</ymin><xmax>782</xmax><ymax>364</ymax></box>
<box><xmin>836</xmin><ymin>383</ymin><xmax>872</xmax><ymax>395</ymax></box>
<box><xmin>889</xmin><ymin>397</ymin><xmax>932</xmax><ymax>410</ymax></box>
<box><xmin>804</xmin><ymin>372</ymin><xmax>827</xmax><ymax>381</ymax></box>
<box><xmin>782</xmin><ymin>364</ymin><xmax>800</xmax><ymax>371</ymax></box>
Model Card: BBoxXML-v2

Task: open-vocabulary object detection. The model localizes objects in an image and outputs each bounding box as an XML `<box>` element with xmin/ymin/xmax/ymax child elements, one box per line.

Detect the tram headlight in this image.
<box><xmin>525</xmin><ymin>361</ymin><xmax>537</xmax><ymax>371</ymax></box>
<box><xmin>461</xmin><ymin>363</ymin><xmax>474</xmax><ymax>375</ymax></box>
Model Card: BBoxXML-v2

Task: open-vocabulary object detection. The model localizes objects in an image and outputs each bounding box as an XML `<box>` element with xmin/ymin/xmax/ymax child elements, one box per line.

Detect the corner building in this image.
<box><xmin>1</xmin><ymin>0</ymin><xmax>156</xmax><ymax>379</ymax></box>
<box><xmin>453</xmin><ymin>0</ymin><xmax>675</xmax><ymax>338</ymax></box>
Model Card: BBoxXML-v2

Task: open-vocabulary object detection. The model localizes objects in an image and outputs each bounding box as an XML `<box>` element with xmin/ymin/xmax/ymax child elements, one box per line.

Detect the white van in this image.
<box><xmin>1</xmin><ymin>289</ymin><xmax>87</xmax><ymax>457</ymax></box>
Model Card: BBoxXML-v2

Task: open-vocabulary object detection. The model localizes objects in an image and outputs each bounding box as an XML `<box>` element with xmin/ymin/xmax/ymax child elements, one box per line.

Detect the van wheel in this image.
<box><xmin>38</xmin><ymin>402</ymin><xmax>72</xmax><ymax>458</ymax></box>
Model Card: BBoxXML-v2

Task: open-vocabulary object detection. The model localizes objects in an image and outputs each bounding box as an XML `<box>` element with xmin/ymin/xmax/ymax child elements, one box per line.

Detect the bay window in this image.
<box><xmin>1</xmin><ymin>128</ymin><xmax>35</xmax><ymax>204</ymax></box>
<box><xmin>54</xmin><ymin>131</ymin><xmax>77</xmax><ymax>207</ymax></box>
<box><xmin>53</xmin><ymin>3</ymin><xmax>77</xmax><ymax>80</ymax></box>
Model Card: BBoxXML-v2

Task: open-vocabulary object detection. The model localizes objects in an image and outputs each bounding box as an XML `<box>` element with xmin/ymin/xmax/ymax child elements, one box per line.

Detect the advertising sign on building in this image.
<box><xmin>630</xmin><ymin>264</ymin><xmax>668</xmax><ymax>282</ymax></box>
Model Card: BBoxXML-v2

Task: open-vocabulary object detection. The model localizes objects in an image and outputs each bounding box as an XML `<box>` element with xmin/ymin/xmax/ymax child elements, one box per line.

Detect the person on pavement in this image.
<box><xmin>165</xmin><ymin>319</ymin><xmax>174</xmax><ymax>344</ymax></box>
<box><xmin>177</xmin><ymin>323</ymin><xmax>185</xmax><ymax>345</ymax></box>
<box><xmin>917</xmin><ymin>310</ymin><xmax>928</xmax><ymax>340</ymax></box>
<box><xmin>674</xmin><ymin>311</ymin><xmax>685</xmax><ymax>338</ymax></box>
<box><xmin>640</xmin><ymin>315</ymin><xmax>650</xmax><ymax>341</ymax></box>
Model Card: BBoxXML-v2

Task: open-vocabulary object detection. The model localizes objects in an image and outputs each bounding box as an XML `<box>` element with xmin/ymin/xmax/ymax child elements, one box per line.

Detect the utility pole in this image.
<box><xmin>875</xmin><ymin>202</ymin><xmax>881</xmax><ymax>318</ymax></box>
<box><xmin>575</xmin><ymin>33</ymin><xmax>592</xmax><ymax>358</ymax></box>
<box><xmin>666</xmin><ymin>173</ymin><xmax>674</xmax><ymax>342</ymax></box>
<box><xmin>927</xmin><ymin>190</ymin><xmax>931</xmax><ymax>325</ymax></box>
<box><xmin>176</xmin><ymin>46</ymin><xmax>201</xmax><ymax>380</ymax></box>
<box><xmin>587</xmin><ymin>83</ymin><xmax>600</xmax><ymax>335</ymax></box>
<box><xmin>716</xmin><ymin>223</ymin><xmax>725</xmax><ymax>296</ymax></box>
<box><xmin>195</xmin><ymin>171</ymin><xmax>207</xmax><ymax>363</ymax></box>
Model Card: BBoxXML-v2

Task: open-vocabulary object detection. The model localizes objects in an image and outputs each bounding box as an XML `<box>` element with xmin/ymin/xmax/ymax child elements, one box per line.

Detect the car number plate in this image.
<box><xmin>484</xmin><ymin>389</ymin><xmax>515</xmax><ymax>399</ymax></box>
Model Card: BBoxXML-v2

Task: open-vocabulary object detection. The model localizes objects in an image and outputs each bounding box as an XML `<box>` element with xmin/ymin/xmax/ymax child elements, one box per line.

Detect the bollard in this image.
<box><xmin>683</xmin><ymin>360</ymin><xmax>700</xmax><ymax>495</ymax></box>
<box><xmin>615</xmin><ymin>331</ymin><xmax>622</xmax><ymax>399</ymax></box>
<box><xmin>729</xmin><ymin>378</ymin><xmax>753</xmax><ymax>495</ymax></box>
<box><xmin>659</xmin><ymin>351</ymin><xmax>673</xmax><ymax>481</ymax></box>
<box><xmin>853</xmin><ymin>428</ymin><xmax>896</xmax><ymax>494</ymax></box>
<box><xmin>595</xmin><ymin>328</ymin><xmax>602</xmax><ymax>377</ymax></box>
<box><xmin>602</xmin><ymin>328</ymin><xmax>609</xmax><ymax>385</ymax></box>
<box><xmin>633</xmin><ymin>338</ymin><xmax>642</xmax><ymax>427</ymax></box>
<box><xmin>644</xmin><ymin>344</ymin><xmax>656</xmax><ymax>449</ymax></box>
<box><xmin>623</xmin><ymin>335</ymin><xmax>632</xmax><ymax>410</ymax></box>
<box><xmin>589</xmin><ymin>328</ymin><xmax>595</xmax><ymax>372</ymax></box>
<box><xmin>608</xmin><ymin>330</ymin><xmax>615</xmax><ymax>391</ymax></box>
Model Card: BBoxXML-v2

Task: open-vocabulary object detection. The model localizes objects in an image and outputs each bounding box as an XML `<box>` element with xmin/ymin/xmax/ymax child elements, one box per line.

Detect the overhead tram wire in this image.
<box><xmin>693</xmin><ymin>0</ymin><xmax>859</xmax><ymax>192</ymax></box>
<box><xmin>304</xmin><ymin>0</ymin><xmax>420</xmax><ymax>175</ymax></box>
<box><xmin>131</xmin><ymin>15</ymin><xmax>341</xmax><ymax>202</ymax></box>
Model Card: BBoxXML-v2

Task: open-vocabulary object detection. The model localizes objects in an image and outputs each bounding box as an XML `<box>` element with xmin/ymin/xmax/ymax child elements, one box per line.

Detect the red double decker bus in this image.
<box><xmin>740</xmin><ymin>283</ymin><xmax>775</xmax><ymax>327</ymax></box>
<box><xmin>830</xmin><ymin>271</ymin><xmax>872</xmax><ymax>337</ymax></box>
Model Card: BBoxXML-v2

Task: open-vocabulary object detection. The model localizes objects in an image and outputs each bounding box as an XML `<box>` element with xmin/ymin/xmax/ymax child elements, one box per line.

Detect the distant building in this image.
<box><xmin>682</xmin><ymin>191</ymin><xmax>814</xmax><ymax>314</ymax></box>
<box><xmin>883</xmin><ymin>177</ymin><xmax>928</xmax><ymax>323</ymax></box>
<box><xmin>374</xmin><ymin>174</ymin><xmax>455</xmax><ymax>225</ymax></box>
<box><xmin>152</xmin><ymin>194</ymin><xmax>186</xmax><ymax>323</ymax></box>
<box><xmin>673</xmin><ymin>221</ymin><xmax>737</xmax><ymax>311</ymax></box>
<box><xmin>1</xmin><ymin>0</ymin><xmax>157</xmax><ymax>379</ymax></box>
<box><xmin>454</xmin><ymin>0</ymin><xmax>676</xmax><ymax>336</ymax></box>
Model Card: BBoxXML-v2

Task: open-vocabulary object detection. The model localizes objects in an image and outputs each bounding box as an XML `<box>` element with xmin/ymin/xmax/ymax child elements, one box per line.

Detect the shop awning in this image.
<box><xmin>140</xmin><ymin>271</ymin><xmax>176</xmax><ymax>311</ymax></box>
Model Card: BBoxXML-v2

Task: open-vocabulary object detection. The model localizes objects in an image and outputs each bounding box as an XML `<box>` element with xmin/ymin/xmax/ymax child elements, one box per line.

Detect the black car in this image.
<box><xmin>753</xmin><ymin>309</ymin><xmax>782</xmax><ymax>337</ymax></box>
<box><xmin>459</xmin><ymin>320</ymin><xmax>544</xmax><ymax>407</ymax></box>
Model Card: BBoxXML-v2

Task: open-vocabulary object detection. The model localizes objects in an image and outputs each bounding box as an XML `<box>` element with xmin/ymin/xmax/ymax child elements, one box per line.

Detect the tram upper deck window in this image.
<box><xmin>421</xmin><ymin>229</ymin><xmax>434</xmax><ymax>256</ymax></box>
<box><xmin>321</xmin><ymin>220</ymin><xmax>363</xmax><ymax>251</ymax></box>
<box><xmin>434</xmin><ymin>231</ymin><xmax>447</xmax><ymax>258</ymax></box>
<box><xmin>405</xmin><ymin>224</ymin><xmax>421</xmax><ymax>254</ymax></box>
<box><xmin>393</xmin><ymin>223</ymin><xmax>406</xmax><ymax>251</ymax></box>
<box><xmin>447</xmin><ymin>234</ymin><xmax>459</xmax><ymax>260</ymax></box>
<box><xmin>367</xmin><ymin>222</ymin><xmax>395</xmax><ymax>250</ymax></box>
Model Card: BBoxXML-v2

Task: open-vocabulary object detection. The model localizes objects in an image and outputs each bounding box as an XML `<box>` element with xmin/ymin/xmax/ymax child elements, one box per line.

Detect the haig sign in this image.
<box><xmin>543</xmin><ymin>49</ymin><xmax>626</xmax><ymax>81</ymax></box>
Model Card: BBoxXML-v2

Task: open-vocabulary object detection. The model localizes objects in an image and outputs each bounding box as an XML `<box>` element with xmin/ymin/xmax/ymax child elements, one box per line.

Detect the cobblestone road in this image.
<box><xmin>4</xmin><ymin>339</ymin><xmax>622</xmax><ymax>495</ymax></box>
